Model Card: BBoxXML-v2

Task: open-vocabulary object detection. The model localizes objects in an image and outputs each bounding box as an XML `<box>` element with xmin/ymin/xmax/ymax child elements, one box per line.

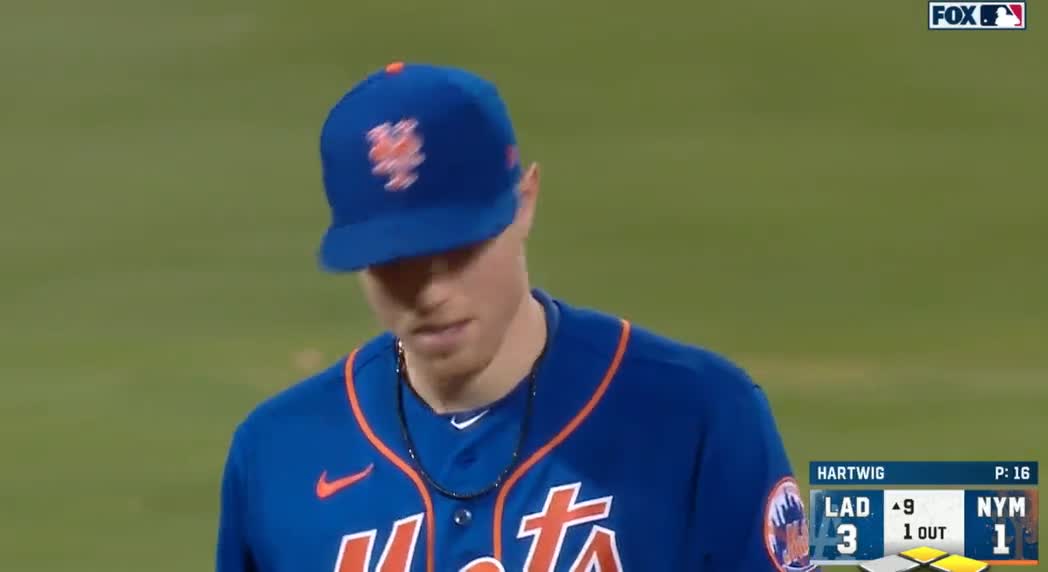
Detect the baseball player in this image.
<box><xmin>216</xmin><ymin>61</ymin><xmax>818</xmax><ymax>572</ymax></box>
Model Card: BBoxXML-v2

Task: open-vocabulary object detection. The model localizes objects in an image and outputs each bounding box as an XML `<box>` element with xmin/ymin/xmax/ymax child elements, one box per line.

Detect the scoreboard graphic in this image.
<box><xmin>808</xmin><ymin>461</ymin><xmax>1039</xmax><ymax>569</ymax></box>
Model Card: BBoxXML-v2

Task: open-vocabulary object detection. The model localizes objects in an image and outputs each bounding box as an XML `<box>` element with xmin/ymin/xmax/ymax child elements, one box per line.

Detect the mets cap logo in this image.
<box><xmin>765</xmin><ymin>477</ymin><xmax>817</xmax><ymax>571</ymax></box>
<box><xmin>366</xmin><ymin>118</ymin><xmax>425</xmax><ymax>191</ymax></box>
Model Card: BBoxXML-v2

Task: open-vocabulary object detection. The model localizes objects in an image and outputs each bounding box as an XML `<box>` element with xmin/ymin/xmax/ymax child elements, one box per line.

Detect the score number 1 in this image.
<box><xmin>994</xmin><ymin>524</ymin><xmax>1009</xmax><ymax>555</ymax></box>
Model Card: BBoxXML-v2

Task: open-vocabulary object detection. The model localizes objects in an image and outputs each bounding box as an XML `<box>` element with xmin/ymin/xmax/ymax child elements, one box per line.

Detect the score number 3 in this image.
<box><xmin>836</xmin><ymin>500</ymin><xmax>915</xmax><ymax>556</ymax></box>
<box><xmin>837</xmin><ymin>524</ymin><xmax>857</xmax><ymax>555</ymax></box>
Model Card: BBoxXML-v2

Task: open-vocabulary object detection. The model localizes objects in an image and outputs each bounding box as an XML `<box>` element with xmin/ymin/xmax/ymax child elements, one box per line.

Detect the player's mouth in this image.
<box><xmin>411</xmin><ymin>319</ymin><xmax>472</xmax><ymax>352</ymax></box>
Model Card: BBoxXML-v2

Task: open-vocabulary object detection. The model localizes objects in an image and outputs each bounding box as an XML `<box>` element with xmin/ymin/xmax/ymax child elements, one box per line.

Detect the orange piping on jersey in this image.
<box><xmin>492</xmin><ymin>319</ymin><xmax>632</xmax><ymax>560</ymax></box>
<box><xmin>344</xmin><ymin>350</ymin><xmax>436</xmax><ymax>572</ymax></box>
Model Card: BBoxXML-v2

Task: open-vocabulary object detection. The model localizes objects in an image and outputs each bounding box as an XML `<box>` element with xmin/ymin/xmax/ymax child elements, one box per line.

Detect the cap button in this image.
<box><xmin>385</xmin><ymin>61</ymin><xmax>405</xmax><ymax>74</ymax></box>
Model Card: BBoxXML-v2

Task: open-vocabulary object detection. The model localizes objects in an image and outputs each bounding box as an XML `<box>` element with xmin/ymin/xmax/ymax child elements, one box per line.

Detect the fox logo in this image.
<box><xmin>332</xmin><ymin>483</ymin><xmax>622</xmax><ymax>572</ymax></box>
<box><xmin>366</xmin><ymin>118</ymin><xmax>425</xmax><ymax>192</ymax></box>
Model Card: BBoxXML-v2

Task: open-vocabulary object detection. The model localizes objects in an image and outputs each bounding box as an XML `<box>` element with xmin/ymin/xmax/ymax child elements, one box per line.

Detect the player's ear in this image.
<box><xmin>515</xmin><ymin>162</ymin><xmax>540</xmax><ymax>237</ymax></box>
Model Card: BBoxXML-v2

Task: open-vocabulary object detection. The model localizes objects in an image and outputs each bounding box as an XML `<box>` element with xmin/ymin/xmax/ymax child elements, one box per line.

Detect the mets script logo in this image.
<box><xmin>331</xmin><ymin>482</ymin><xmax>622</xmax><ymax>571</ymax></box>
<box><xmin>765</xmin><ymin>477</ymin><xmax>816</xmax><ymax>572</ymax></box>
<box><xmin>366</xmin><ymin>118</ymin><xmax>425</xmax><ymax>191</ymax></box>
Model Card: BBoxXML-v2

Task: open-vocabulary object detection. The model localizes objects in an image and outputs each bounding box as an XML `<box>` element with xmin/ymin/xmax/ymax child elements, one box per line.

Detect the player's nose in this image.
<box><xmin>410</xmin><ymin>256</ymin><xmax>456</xmax><ymax>312</ymax></box>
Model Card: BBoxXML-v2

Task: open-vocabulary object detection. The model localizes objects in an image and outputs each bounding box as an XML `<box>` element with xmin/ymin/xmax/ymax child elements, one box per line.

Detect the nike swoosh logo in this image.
<box><xmin>450</xmin><ymin>409</ymin><xmax>489</xmax><ymax>430</ymax></box>
<box><xmin>316</xmin><ymin>464</ymin><xmax>374</xmax><ymax>499</ymax></box>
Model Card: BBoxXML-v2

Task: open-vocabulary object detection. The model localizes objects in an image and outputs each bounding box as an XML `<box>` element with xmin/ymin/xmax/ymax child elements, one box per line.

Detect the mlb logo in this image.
<box><xmin>929</xmin><ymin>1</ymin><xmax>1026</xmax><ymax>30</ymax></box>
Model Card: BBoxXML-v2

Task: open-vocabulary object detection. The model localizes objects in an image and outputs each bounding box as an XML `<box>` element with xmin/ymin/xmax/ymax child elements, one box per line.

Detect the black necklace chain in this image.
<box><xmin>393</xmin><ymin>338</ymin><xmax>540</xmax><ymax>500</ymax></box>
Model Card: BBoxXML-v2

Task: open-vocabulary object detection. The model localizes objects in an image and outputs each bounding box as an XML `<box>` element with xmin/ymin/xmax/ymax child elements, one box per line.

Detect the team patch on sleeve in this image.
<box><xmin>764</xmin><ymin>477</ymin><xmax>817</xmax><ymax>572</ymax></box>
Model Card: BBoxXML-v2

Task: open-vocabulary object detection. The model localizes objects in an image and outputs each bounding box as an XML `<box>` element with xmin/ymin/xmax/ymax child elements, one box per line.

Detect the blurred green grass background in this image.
<box><xmin>1</xmin><ymin>0</ymin><xmax>1044</xmax><ymax>570</ymax></box>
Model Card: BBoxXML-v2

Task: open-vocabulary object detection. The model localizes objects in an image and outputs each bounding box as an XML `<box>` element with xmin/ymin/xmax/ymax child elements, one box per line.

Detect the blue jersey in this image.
<box><xmin>216</xmin><ymin>289</ymin><xmax>817</xmax><ymax>571</ymax></box>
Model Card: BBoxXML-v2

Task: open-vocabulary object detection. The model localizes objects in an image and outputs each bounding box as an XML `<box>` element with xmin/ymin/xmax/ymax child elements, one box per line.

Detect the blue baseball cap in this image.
<box><xmin>317</xmin><ymin>62</ymin><xmax>523</xmax><ymax>272</ymax></box>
